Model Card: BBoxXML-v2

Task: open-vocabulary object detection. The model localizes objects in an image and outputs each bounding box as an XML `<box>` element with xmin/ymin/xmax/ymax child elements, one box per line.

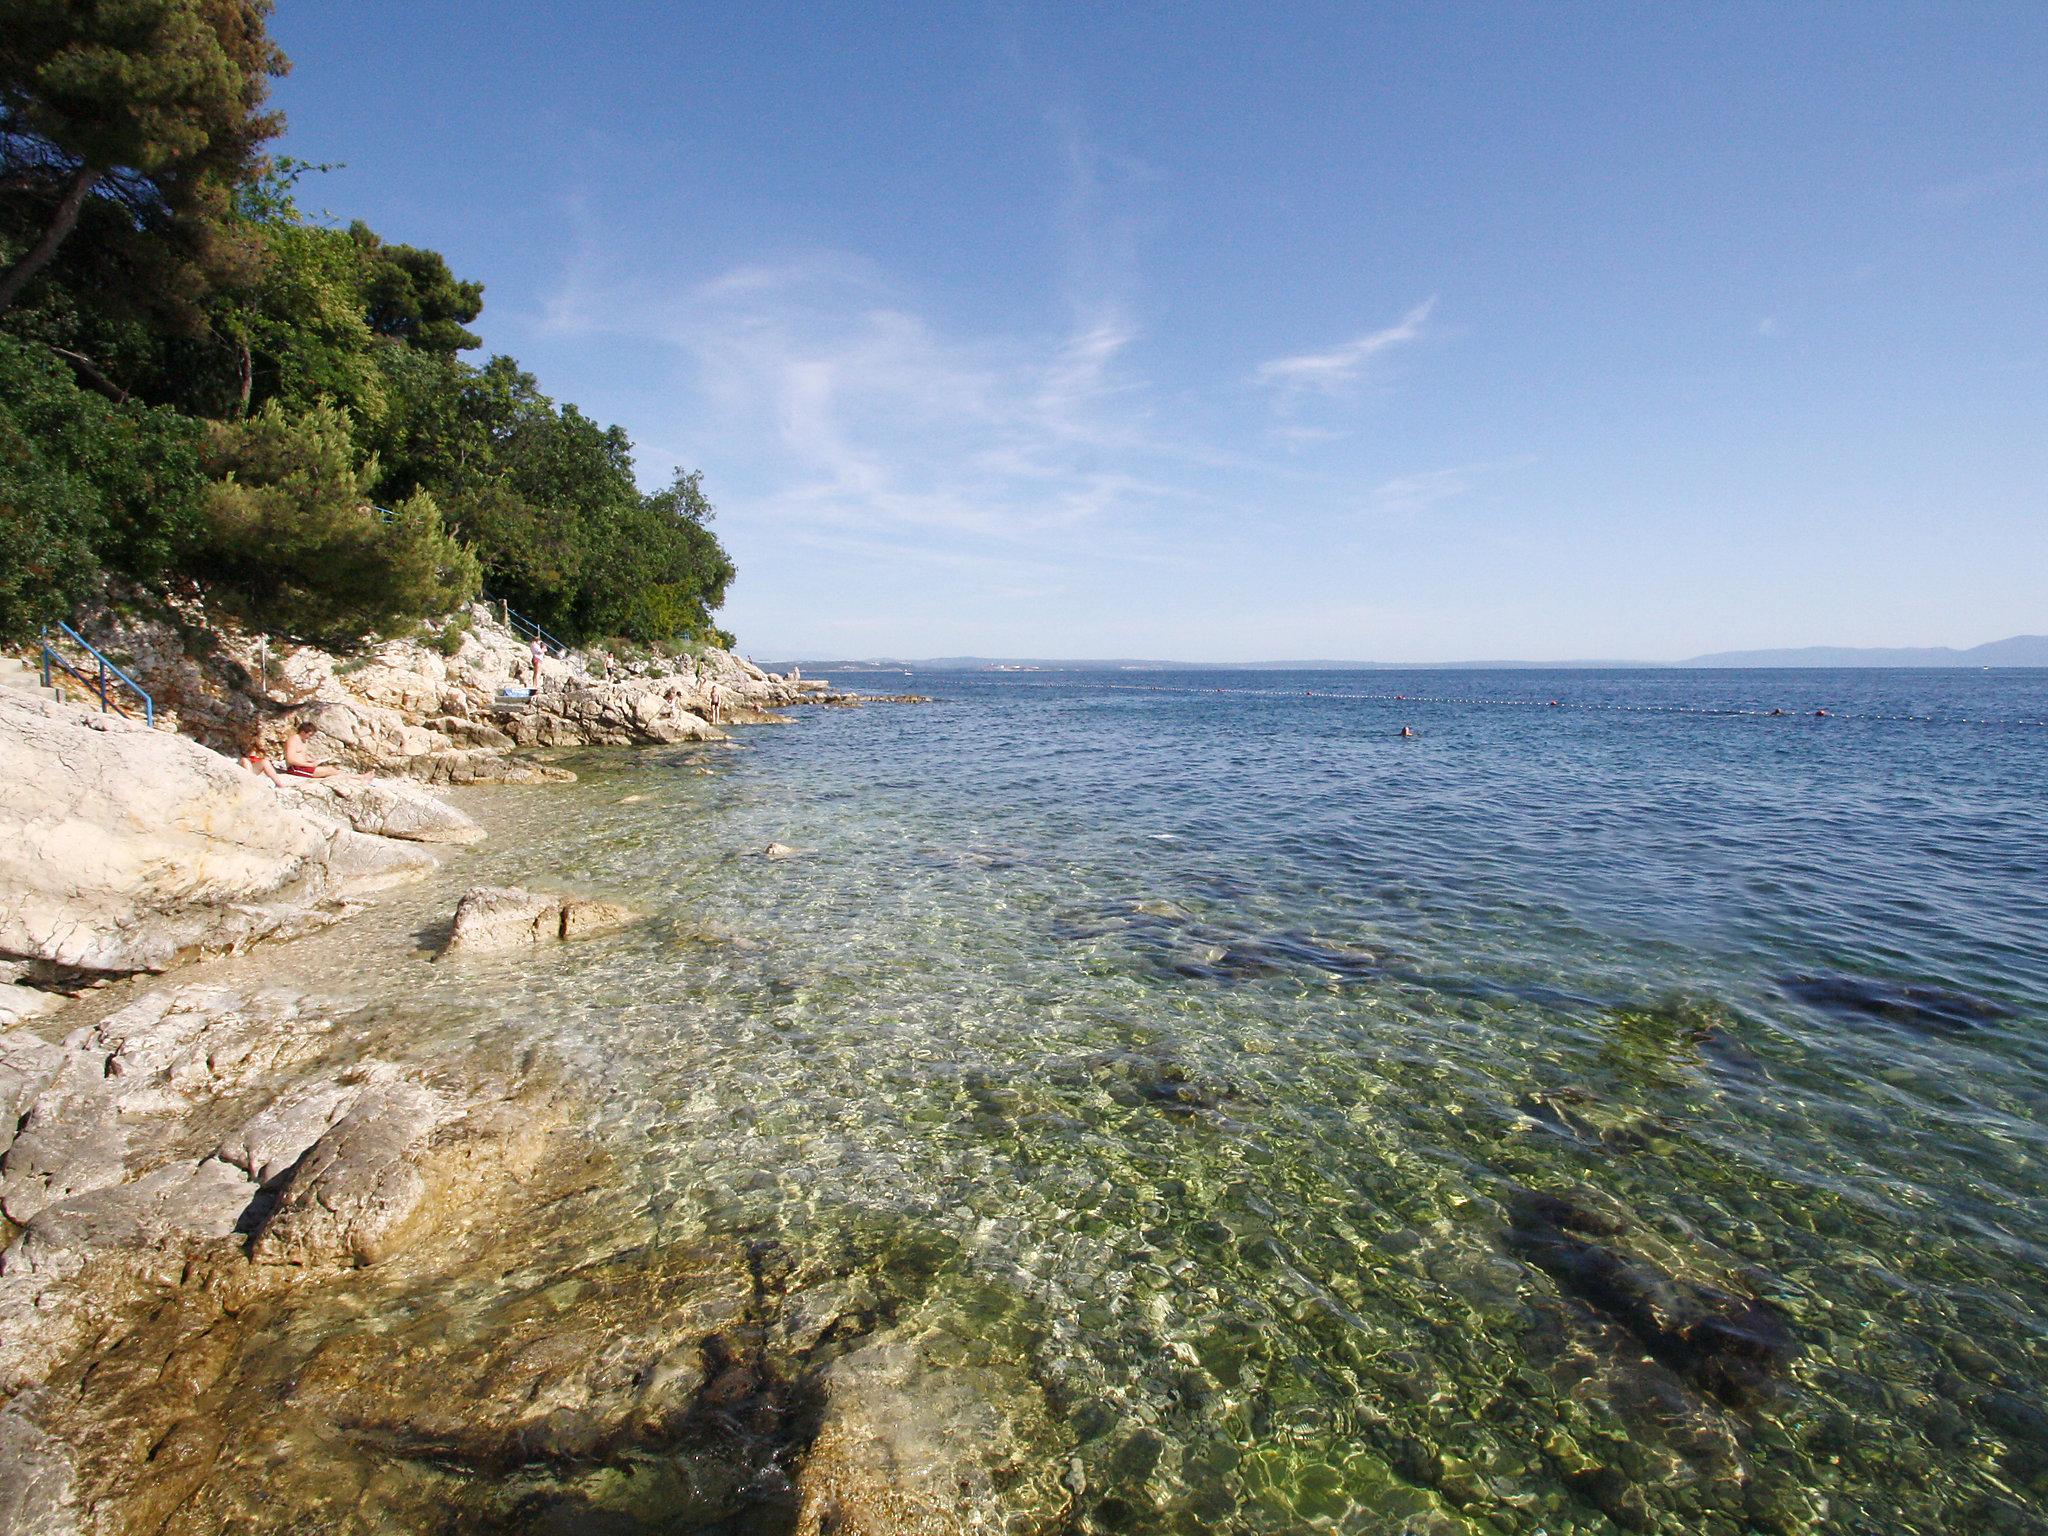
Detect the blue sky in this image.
<box><xmin>269</xmin><ymin>3</ymin><xmax>2046</xmax><ymax>661</ymax></box>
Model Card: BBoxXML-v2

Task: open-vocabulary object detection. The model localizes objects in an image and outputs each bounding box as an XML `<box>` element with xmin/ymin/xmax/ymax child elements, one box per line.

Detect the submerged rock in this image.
<box><xmin>795</xmin><ymin>1329</ymin><xmax>1072</xmax><ymax>1536</ymax></box>
<box><xmin>1781</xmin><ymin>973</ymin><xmax>2014</xmax><ymax>1034</ymax></box>
<box><xmin>1504</xmin><ymin>1188</ymin><xmax>1796</xmax><ymax>1407</ymax></box>
<box><xmin>290</xmin><ymin>1240</ymin><xmax>754</xmax><ymax>1469</ymax></box>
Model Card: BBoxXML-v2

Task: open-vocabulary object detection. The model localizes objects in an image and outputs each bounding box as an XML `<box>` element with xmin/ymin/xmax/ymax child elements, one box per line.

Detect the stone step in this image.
<box><xmin>0</xmin><ymin>656</ymin><xmax>72</xmax><ymax>705</ymax></box>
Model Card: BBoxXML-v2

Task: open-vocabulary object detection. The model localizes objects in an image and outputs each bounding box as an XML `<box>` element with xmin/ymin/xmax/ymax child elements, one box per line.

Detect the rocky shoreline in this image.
<box><xmin>0</xmin><ymin>615</ymin><xmax>980</xmax><ymax>1536</ymax></box>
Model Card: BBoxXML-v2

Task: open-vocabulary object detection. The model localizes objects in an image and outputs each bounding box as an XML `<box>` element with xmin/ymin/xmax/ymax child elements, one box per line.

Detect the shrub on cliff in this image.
<box><xmin>194</xmin><ymin>400</ymin><xmax>479</xmax><ymax>644</ymax></box>
<box><xmin>0</xmin><ymin>335</ymin><xmax>205</xmax><ymax>639</ymax></box>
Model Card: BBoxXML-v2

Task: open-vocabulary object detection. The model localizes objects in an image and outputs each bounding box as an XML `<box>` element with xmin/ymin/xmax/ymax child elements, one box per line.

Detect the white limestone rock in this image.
<box><xmin>0</xmin><ymin>690</ymin><xmax>432</xmax><ymax>976</ymax></box>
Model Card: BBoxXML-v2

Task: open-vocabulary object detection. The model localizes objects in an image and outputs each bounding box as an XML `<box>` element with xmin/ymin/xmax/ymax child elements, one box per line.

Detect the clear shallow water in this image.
<box><xmin>230</xmin><ymin>670</ymin><xmax>2048</xmax><ymax>1532</ymax></box>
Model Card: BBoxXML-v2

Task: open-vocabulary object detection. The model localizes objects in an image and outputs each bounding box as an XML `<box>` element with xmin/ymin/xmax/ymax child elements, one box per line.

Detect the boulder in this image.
<box><xmin>560</xmin><ymin>898</ymin><xmax>639</xmax><ymax>940</ymax></box>
<box><xmin>286</xmin><ymin>775</ymin><xmax>484</xmax><ymax>844</ymax></box>
<box><xmin>0</xmin><ymin>691</ymin><xmax>432</xmax><ymax>976</ymax></box>
<box><xmin>214</xmin><ymin>1070</ymin><xmax>393</xmax><ymax>1187</ymax></box>
<box><xmin>504</xmin><ymin>677</ymin><xmax>724</xmax><ymax>748</ymax></box>
<box><xmin>249</xmin><ymin>1080</ymin><xmax>460</xmax><ymax>1266</ymax></box>
<box><xmin>438</xmin><ymin>886</ymin><xmax>640</xmax><ymax>958</ymax></box>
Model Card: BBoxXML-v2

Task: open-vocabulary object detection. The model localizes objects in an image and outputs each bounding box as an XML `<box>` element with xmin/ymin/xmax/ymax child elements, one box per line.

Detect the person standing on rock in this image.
<box><xmin>707</xmin><ymin>681</ymin><xmax>723</xmax><ymax>726</ymax></box>
<box><xmin>529</xmin><ymin>635</ymin><xmax>545</xmax><ymax>693</ymax></box>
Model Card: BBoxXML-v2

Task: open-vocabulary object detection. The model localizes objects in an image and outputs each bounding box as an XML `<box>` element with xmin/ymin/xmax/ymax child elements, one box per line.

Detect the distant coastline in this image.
<box><xmin>774</xmin><ymin>633</ymin><xmax>2048</xmax><ymax>673</ymax></box>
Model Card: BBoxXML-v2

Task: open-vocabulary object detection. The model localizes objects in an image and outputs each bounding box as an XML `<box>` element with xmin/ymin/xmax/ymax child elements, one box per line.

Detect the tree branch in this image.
<box><xmin>0</xmin><ymin>160</ymin><xmax>99</xmax><ymax>311</ymax></box>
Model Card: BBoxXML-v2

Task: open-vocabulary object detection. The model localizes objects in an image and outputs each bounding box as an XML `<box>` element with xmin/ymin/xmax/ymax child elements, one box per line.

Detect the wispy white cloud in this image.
<box><xmin>547</xmin><ymin>252</ymin><xmax>1187</xmax><ymax>558</ymax></box>
<box><xmin>1361</xmin><ymin>457</ymin><xmax>1527</xmax><ymax>517</ymax></box>
<box><xmin>1365</xmin><ymin>465</ymin><xmax>1477</xmax><ymax>515</ymax></box>
<box><xmin>1926</xmin><ymin>161</ymin><xmax>2048</xmax><ymax>208</ymax></box>
<box><xmin>1254</xmin><ymin>299</ymin><xmax>1436</xmax><ymax>393</ymax></box>
<box><xmin>1754</xmin><ymin>316</ymin><xmax>1780</xmax><ymax>338</ymax></box>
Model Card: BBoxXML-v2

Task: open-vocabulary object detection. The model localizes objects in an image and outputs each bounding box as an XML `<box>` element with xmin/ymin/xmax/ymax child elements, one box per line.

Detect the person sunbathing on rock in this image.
<box><xmin>240</xmin><ymin>735</ymin><xmax>285</xmax><ymax>787</ymax></box>
<box><xmin>282</xmin><ymin>719</ymin><xmax>348</xmax><ymax>779</ymax></box>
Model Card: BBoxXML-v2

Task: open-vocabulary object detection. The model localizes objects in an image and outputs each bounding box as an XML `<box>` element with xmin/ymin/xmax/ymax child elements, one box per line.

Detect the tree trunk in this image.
<box><xmin>236</xmin><ymin>340</ymin><xmax>253</xmax><ymax>415</ymax></box>
<box><xmin>0</xmin><ymin>161</ymin><xmax>99</xmax><ymax>312</ymax></box>
<box><xmin>47</xmin><ymin>345</ymin><xmax>130</xmax><ymax>404</ymax></box>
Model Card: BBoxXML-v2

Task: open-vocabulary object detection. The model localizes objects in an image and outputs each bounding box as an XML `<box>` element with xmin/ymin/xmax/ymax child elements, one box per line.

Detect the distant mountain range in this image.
<box><xmin>772</xmin><ymin>635</ymin><xmax>2048</xmax><ymax>673</ymax></box>
<box><xmin>1679</xmin><ymin>635</ymin><xmax>2048</xmax><ymax>667</ymax></box>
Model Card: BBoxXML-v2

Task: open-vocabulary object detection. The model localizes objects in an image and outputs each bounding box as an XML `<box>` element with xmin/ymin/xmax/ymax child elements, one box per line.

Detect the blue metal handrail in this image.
<box><xmin>41</xmin><ymin>621</ymin><xmax>155</xmax><ymax>727</ymax></box>
<box><xmin>498</xmin><ymin>602</ymin><xmax>570</xmax><ymax>658</ymax></box>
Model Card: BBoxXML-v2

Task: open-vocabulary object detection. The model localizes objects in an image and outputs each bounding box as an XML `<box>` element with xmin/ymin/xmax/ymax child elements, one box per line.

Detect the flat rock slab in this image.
<box><xmin>3</xmin><ymin>1158</ymin><xmax>258</xmax><ymax>1283</ymax></box>
<box><xmin>90</xmin><ymin>986</ymin><xmax>336</xmax><ymax>1116</ymax></box>
<box><xmin>0</xmin><ymin>1030</ymin><xmax>69</xmax><ymax>1163</ymax></box>
<box><xmin>0</xmin><ymin>1410</ymin><xmax>78</xmax><ymax>1536</ymax></box>
<box><xmin>288</xmin><ymin>777</ymin><xmax>485</xmax><ymax>844</ymax></box>
<box><xmin>0</xmin><ymin>1052</ymin><xmax>125</xmax><ymax>1226</ymax></box>
<box><xmin>0</xmin><ymin>689</ymin><xmax>432</xmax><ymax>975</ymax></box>
<box><xmin>437</xmin><ymin>886</ymin><xmax>640</xmax><ymax>958</ymax></box>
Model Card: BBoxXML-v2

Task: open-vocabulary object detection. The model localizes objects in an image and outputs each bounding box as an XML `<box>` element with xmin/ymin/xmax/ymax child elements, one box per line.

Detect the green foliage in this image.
<box><xmin>194</xmin><ymin>400</ymin><xmax>478</xmax><ymax>644</ymax></box>
<box><xmin>0</xmin><ymin>0</ymin><xmax>289</xmax><ymax>317</ymax></box>
<box><xmin>235</xmin><ymin>216</ymin><xmax>386</xmax><ymax>418</ymax></box>
<box><xmin>349</xmin><ymin>221</ymin><xmax>482</xmax><ymax>355</ymax></box>
<box><xmin>0</xmin><ymin>334</ymin><xmax>203</xmax><ymax>639</ymax></box>
<box><xmin>427</xmin><ymin>609</ymin><xmax>472</xmax><ymax>656</ymax></box>
<box><xmin>0</xmin><ymin>6</ymin><xmax>736</xmax><ymax>654</ymax></box>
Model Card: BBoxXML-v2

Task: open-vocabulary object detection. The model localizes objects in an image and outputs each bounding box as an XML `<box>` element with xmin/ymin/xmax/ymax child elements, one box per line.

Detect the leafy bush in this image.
<box><xmin>194</xmin><ymin>400</ymin><xmax>479</xmax><ymax>644</ymax></box>
<box><xmin>0</xmin><ymin>335</ymin><xmax>204</xmax><ymax>640</ymax></box>
<box><xmin>428</xmin><ymin>609</ymin><xmax>473</xmax><ymax>656</ymax></box>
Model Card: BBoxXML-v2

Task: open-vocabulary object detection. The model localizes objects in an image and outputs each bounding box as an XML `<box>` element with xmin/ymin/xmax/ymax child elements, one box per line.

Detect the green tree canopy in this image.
<box><xmin>350</xmin><ymin>221</ymin><xmax>483</xmax><ymax>355</ymax></box>
<box><xmin>0</xmin><ymin>0</ymin><xmax>288</xmax><ymax>317</ymax></box>
<box><xmin>194</xmin><ymin>400</ymin><xmax>478</xmax><ymax>644</ymax></box>
<box><xmin>0</xmin><ymin>333</ymin><xmax>205</xmax><ymax>634</ymax></box>
<box><xmin>0</xmin><ymin>5</ymin><xmax>735</xmax><ymax>653</ymax></box>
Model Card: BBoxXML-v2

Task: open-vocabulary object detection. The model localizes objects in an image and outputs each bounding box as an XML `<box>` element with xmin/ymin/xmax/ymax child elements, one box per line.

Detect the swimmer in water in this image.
<box><xmin>1814</xmin><ymin>708</ymin><xmax>1830</xmax><ymax>718</ymax></box>
<box><xmin>1398</xmin><ymin>725</ymin><xmax>1416</xmax><ymax>738</ymax></box>
<box><xmin>1769</xmin><ymin>708</ymin><xmax>1785</xmax><ymax>717</ymax></box>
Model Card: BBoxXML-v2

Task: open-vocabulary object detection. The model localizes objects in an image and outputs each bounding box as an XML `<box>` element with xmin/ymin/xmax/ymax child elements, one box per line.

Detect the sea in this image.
<box><xmin>259</xmin><ymin>667</ymin><xmax>2048</xmax><ymax>1533</ymax></box>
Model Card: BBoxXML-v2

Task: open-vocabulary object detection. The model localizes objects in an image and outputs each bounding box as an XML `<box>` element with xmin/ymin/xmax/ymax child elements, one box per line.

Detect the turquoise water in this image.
<box><xmin>366</xmin><ymin>669</ymin><xmax>2045</xmax><ymax>1533</ymax></box>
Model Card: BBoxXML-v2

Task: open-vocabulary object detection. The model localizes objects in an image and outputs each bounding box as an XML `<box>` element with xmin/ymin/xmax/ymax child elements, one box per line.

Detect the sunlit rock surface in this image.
<box><xmin>0</xmin><ymin>691</ymin><xmax>432</xmax><ymax>976</ymax></box>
